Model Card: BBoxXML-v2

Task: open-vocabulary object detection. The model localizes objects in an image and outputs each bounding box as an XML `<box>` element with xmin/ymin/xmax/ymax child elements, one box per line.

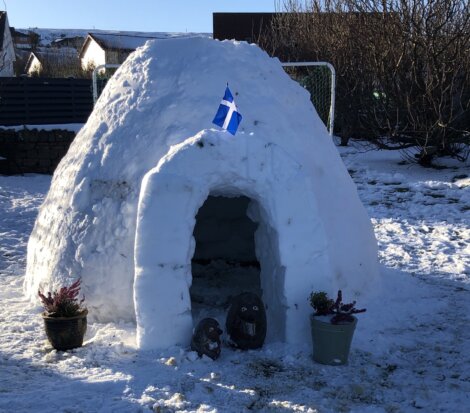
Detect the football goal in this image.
<box><xmin>282</xmin><ymin>62</ymin><xmax>336</xmax><ymax>136</ymax></box>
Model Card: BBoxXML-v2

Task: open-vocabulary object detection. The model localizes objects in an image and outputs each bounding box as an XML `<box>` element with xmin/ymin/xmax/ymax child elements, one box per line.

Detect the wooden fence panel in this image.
<box><xmin>0</xmin><ymin>77</ymin><xmax>93</xmax><ymax>125</ymax></box>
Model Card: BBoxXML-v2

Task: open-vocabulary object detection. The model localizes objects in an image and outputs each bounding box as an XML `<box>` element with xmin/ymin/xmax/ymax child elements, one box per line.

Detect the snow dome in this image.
<box><xmin>25</xmin><ymin>37</ymin><xmax>378</xmax><ymax>350</ymax></box>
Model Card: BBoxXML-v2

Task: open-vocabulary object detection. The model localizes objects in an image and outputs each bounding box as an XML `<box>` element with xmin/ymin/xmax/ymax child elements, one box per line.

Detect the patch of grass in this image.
<box><xmin>249</xmin><ymin>359</ymin><xmax>284</xmax><ymax>378</ymax></box>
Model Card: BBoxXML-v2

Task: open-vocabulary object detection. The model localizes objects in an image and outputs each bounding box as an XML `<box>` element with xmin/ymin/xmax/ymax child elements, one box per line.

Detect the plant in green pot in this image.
<box><xmin>38</xmin><ymin>279</ymin><xmax>87</xmax><ymax>351</ymax></box>
<box><xmin>309</xmin><ymin>290</ymin><xmax>366</xmax><ymax>365</ymax></box>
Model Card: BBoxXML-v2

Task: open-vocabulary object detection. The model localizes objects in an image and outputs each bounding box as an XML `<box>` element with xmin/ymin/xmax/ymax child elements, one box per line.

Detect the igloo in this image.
<box><xmin>25</xmin><ymin>37</ymin><xmax>378</xmax><ymax>350</ymax></box>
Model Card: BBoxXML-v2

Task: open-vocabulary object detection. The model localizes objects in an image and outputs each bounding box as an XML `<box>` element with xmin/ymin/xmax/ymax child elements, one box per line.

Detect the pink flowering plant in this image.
<box><xmin>38</xmin><ymin>279</ymin><xmax>86</xmax><ymax>317</ymax></box>
<box><xmin>309</xmin><ymin>290</ymin><xmax>366</xmax><ymax>324</ymax></box>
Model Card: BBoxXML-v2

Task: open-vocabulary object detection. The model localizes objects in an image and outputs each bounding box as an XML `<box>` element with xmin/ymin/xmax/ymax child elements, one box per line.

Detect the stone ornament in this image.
<box><xmin>226</xmin><ymin>292</ymin><xmax>267</xmax><ymax>350</ymax></box>
<box><xmin>190</xmin><ymin>318</ymin><xmax>223</xmax><ymax>360</ymax></box>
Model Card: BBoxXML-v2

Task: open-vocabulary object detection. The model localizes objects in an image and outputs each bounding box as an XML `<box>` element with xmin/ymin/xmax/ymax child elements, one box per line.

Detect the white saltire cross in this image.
<box><xmin>220</xmin><ymin>99</ymin><xmax>238</xmax><ymax>130</ymax></box>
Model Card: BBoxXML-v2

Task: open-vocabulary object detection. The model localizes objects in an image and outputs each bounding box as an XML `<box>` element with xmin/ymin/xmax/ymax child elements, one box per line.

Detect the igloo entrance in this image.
<box><xmin>190</xmin><ymin>195</ymin><xmax>262</xmax><ymax>323</ymax></box>
<box><xmin>132</xmin><ymin>129</ymin><xmax>377</xmax><ymax>351</ymax></box>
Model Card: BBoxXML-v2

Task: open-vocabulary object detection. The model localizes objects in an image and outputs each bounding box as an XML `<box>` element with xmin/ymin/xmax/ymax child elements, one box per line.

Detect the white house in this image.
<box><xmin>25</xmin><ymin>38</ymin><xmax>378</xmax><ymax>351</ymax></box>
<box><xmin>24</xmin><ymin>51</ymin><xmax>41</xmax><ymax>75</ymax></box>
<box><xmin>0</xmin><ymin>11</ymin><xmax>16</xmax><ymax>76</ymax></box>
<box><xmin>79</xmin><ymin>31</ymin><xmax>209</xmax><ymax>71</ymax></box>
<box><xmin>80</xmin><ymin>32</ymin><xmax>166</xmax><ymax>71</ymax></box>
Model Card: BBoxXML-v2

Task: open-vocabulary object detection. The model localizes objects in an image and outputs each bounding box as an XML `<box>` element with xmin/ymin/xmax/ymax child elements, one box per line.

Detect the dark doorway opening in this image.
<box><xmin>190</xmin><ymin>195</ymin><xmax>261</xmax><ymax>322</ymax></box>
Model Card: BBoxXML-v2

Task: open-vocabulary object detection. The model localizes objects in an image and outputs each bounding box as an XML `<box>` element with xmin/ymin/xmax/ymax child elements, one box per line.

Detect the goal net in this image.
<box><xmin>282</xmin><ymin>62</ymin><xmax>336</xmax><ymax>136</ymax></box>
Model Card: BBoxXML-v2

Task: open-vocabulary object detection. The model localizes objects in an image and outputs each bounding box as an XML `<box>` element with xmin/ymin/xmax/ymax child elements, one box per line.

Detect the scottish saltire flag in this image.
<box><xmin>212</xmin><ymin>85</ymin><xmax>242</xmax><ymax>135</ymax></box>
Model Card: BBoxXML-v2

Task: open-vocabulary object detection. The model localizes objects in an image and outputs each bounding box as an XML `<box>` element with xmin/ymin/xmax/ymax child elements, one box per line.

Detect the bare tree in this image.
<box><xmin>264</xmin><ymin>0</ymin><xmax>470</xmax><ymax>165</ymax></box>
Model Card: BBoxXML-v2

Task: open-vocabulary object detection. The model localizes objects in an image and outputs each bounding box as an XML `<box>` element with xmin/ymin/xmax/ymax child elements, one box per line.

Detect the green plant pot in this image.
<box><xmin>310</xmin><ymin>314</ymin><xmax>357</xmax><ymax>365</ymax></box>
<box><xmin>42</xmin><ymin>309</ymin><xmax>88</xmax><ymax>351</ymax></box>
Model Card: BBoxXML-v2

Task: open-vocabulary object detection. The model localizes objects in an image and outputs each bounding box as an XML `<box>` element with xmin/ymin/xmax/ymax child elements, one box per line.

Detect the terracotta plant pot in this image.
<box><xmin>42</xmin><ymin>309</ymin><xmax>88</xmax><ymax>351</ymax></box>
<box><xmin>310</xmin><ymin>314</ymin><xmax>357</xmax><ymax>365</ymax></box>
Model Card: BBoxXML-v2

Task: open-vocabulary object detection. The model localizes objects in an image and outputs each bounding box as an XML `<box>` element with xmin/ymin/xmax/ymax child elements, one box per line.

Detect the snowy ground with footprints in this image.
<box><xmin>0</xmin><ymin>144</ymin><xmax>469</xmax><ymax>413</ymax></box>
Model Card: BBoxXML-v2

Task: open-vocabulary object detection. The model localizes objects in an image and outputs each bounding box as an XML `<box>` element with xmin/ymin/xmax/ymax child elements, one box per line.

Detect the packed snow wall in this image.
<box><xmin>24</xmin><ymin>37</ymin><xmax>378</xmax><ymax>348</ymax></box>
<box><xmin>134</xmin><ymin>129</ymin><xmax>332</xmax><ymax>348</ymax></box>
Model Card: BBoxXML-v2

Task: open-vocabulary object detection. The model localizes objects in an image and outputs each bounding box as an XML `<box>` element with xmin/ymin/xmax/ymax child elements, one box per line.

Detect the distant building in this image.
<box><xmin>24</xmin><ymin>49</ymin><xmax>80</xmax><ymax>77</ymax></box>
<box><xmin>51</xmin><ymin>36</ymin><xmax>85</xmax><ymax>49</ymax></box>
<box><xmin>79</xmin><ymin>32</ymin><xmax>164</xmax><ymax>71</ymax></box>
<box><xmin>10</xmin><ymin>27</ymin><xmax>32</xmax><ymax>49</ymax></box>
<box><xmin>24</xmin><ymin>51</ymin><xmax>41</xmax><ymax>75</ymax></box>
<box><xmin>213</xmin><ymin>12</ymin><xmax>276</xmax><ymax>43</ymax></box>
<box><xmin>79</xmin><ymin>32</ymin><xmax>210</xmax><ymax>71</ymax></box>
<box><xmin>0</xmin><ymin>11</ymin><xmax>16</xmax><ymax>76</ymax></box>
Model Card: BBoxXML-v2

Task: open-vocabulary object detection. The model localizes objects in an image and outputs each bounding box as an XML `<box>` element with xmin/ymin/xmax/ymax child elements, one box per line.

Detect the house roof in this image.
<box><xmin>25</xmin><ymin>48</ymin><xmax>78</xmax><ymax>72</ymax></box>
<box><xmin>79</xmin><ymin>32</ymin><xmax>166</xmax><ymax>57</ymax></box>
<box><xmin>51</xmin><ymin>36</ymin><xmax>84</xmax><ymax>47</ymax></box>
<box><xmin>9</xmin><ymin>27</ymin><xmax>30</xmax><ymax>39</ymax></box>
<box><xmin>79</xmin><ymin>31</ymin><xmax>210</xmax><ymax>58</ymax></box>
<box><xmin>93</xmin><ymin>32</ymin><xmax>170</xmax><ymax>49</ymax></box>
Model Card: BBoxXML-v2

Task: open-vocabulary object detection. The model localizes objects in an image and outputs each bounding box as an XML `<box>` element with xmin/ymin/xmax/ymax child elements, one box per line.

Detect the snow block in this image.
<box><xmin>24</xmin><ymin>37</ymin><xmax>378</xmax><ymax>350</ymax></box>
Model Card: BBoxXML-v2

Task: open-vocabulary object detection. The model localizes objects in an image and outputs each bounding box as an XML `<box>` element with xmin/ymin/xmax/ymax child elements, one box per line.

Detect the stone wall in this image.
<box><xmin>0</xmin><ymin>128</ymin><xmax>76</xmax><ymax>174</ymax></box>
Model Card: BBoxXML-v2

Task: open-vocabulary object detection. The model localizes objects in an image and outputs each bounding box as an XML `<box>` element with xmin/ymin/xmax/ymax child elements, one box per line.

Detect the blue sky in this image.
<box><xmin>4</xmin><ymin>0</ymin><xmax>278</xmax><ymax>33</ymax></box>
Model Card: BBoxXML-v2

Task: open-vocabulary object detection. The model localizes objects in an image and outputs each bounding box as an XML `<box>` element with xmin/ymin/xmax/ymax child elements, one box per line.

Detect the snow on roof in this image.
<box><xmin>25</xmin><ymin>47</ymin><xmax>78</xmax><ymax>71</ymax></box>
<box><xmin>30</xmin><ymin>47</ymin><xmax>78</xmax><ymax>58</ymax></box>
<box><xmin>51</xmin><ymin>36</ymin><xmax>84</xmax><ymax>43</ymax></box>
<box><xmin>16</xmin><ymin>27</ymin><xmax>211</xmax><ymax>48</ymax></box>
<box><xmin>87</xmin><ymin>32</ymin><xmax>206</xmax><ymax>51</ymax></box>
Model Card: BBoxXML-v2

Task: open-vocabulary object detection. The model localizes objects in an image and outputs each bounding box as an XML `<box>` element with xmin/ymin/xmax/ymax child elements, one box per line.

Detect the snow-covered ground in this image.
<box><xmin>0</xmin><ymin>145</ymin><xmax>469</xmax><ymax>412</ymax></box>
